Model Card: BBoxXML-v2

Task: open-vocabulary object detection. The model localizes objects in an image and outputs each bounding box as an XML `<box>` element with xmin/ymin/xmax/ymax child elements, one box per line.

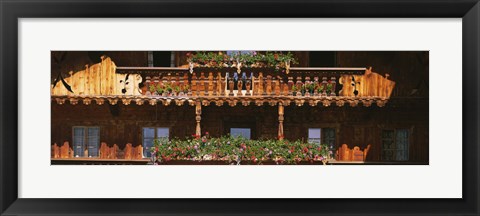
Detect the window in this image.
<box><xmin>308</xmin><ymin>128</ymin><xmax>336</xmax><ymax>146</ymax></box>
<box><xmin>143</xmin><ymin>127</ymin><xmax>169</xmax><ymax>158</ymax></box>
<box><xmin>148</xmin><ymin>51</ymin><xmax>175</xmax><ymax>67</ymax></box>
<box><xmin>382</xmin><ymin>129</ymin><xmax>409</xmax><ymax>161</ymax></box>
<box><xmin>72</xmin><ymin>126</ymin><xmax>100</xmax><ymax>157</ymax></box>
<box><xmin>309</xmin><ymin>51</ymin><xmax>336</xmax><ymax>67</ymax></box>
<box><xmin>230</xmin><ymin>128</ymin><xmax>251</xmax><ymax>139</ymax></box>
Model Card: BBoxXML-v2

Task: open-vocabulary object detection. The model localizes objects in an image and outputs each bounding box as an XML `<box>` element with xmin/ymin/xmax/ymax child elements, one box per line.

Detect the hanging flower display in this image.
<box><xmin>186</xmin><ymin>51</ymin><xmax>298</xmax><ymax>74</ymax></box>
<box><xmin>150</xmin><ymin>133</ymin><xmax>333</xmax><ymax>165</ymax></box>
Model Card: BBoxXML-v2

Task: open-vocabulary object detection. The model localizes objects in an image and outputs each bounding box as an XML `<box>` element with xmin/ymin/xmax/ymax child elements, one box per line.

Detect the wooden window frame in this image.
<box><xmin>71</xmin><ymin>126</ymin><xmax>100</xmax><ymax>158</ymax></box>
<box><xmin>381</xmin><ymin>128</ymin><xmax>411</xmax><ymax>161</ymax></box>
<box><xmin>142</xmin><ymin>127</ymin><xmax>170</xmax><ymax>158</ymax></box>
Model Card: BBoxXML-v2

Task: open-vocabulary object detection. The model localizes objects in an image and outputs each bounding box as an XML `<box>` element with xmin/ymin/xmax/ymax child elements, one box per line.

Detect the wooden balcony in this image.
<box><xmin>51</xmin><ymin>57</ymin><xmax>395</xmax><ymax>108</ymax></box>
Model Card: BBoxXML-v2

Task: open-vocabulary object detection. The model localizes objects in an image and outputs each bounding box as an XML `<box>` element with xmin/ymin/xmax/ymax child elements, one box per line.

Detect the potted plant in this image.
<box><xmin>316</xmin><ymin>84</ymin><xmax>324</xmax><ymax>97</ymax></box>
<box><xmin>156</xmin><ymin>85</ymin><xmax>164</xmax><ymax>96</ymax></box>
<box><xmin>291</xmin><ymin>85</ymin><xmax>298</xmax><ymax>96</ymax></box>
<box><xmin>150</xmin><ymin>84</ymin><xmax>158</xmax><ymax>96</ymax></box>
<box><xmin>300</xmin><ymin>84</ymin><xmax>306</xmax><ymax>96</ymax></box>
<box><xmin>183</xmin><ymin>84</ymin><xmax>191</xmax><ymax>96</ymax></box>
<box><xmin>173</xmin><ymin>85</ymin><xmax>181</xmax><ymax>97</ymax></box>
<box><xmin>165</xmin><ymin>84</ymin><xmax>173</xmax><ymax>96</ymax></box>
<box><xmin>308</xmin><ymin>83</ymin><xmax>315</xmax><ymax>96</ymax></box>
<box><xmin>326</xmin><ymin>82</ymin><xmax>333</xmax><ymax>96</ymax></box>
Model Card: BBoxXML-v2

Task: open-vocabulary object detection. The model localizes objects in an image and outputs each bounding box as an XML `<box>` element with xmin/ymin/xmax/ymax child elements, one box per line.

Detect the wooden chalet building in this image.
<box><xmin>50</xmin><ymin>51</ymin><xmax>428</xmax><ymax>165</ymax></box>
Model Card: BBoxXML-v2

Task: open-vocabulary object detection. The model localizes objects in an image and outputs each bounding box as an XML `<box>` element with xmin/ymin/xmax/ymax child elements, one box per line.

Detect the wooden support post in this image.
<box><xmin>278</xmin><ymin>102</ymin><xmax>284</xmax><ymax>140</ymax></box>
<box><xmin>195</xmin><ymin>101</ymin><xmax>202</xmax><ymax>136</ymax></box>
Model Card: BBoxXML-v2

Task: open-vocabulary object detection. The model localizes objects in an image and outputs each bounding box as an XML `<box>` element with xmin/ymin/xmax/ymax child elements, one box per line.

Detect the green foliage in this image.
<box><xmin>326</xmin><ymin>83</ymin><xmax>333</xmax><ymax>93</ymax></box>
<box><xmin>183</xmin><ymin>84</ymin><xmax>190</xmax><ymax>93</ymax></box>
<box><xmin>156</xmin><ymin>84</ymin><xmax>164</xmax><ymax>95</ymax></box>
<box><xmin>149</xmin><ymin>84</ymin><xmax>157</xmax><ymax>93</ymax></box>
<box><xmin>164</xmin><ymin>84</ymin><xmax>173</xmax><ymax>92</ymax></box>
<box><xmin>150</xmin><ymin>134</ymin><xmax>333</xmax><ymax>165</ymax></box>
<box><xmin>186</xmin><ymin>51</ymin><xmax>298</xmax><ymax>72</ymax></box>
<box><xmin>317</xmin><ymin>84</ymin><xmax>325</xmax><ymax>93</ymax></box>
<box><xmin>291</xmin><ymin>85</ymin><xmax>298</xmax><ymax>92</ymax></box>
<box><xmin>173</xmin><ymin>85</ymin><xmax>181</xmax><ymax>93</ymax></box>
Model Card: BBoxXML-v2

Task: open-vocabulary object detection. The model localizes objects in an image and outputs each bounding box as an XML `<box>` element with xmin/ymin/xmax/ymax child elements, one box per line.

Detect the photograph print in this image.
<box><xmin>50</xmin><ymin>51</ymin><xmax>428</xmax><ymax>165</ymax></box>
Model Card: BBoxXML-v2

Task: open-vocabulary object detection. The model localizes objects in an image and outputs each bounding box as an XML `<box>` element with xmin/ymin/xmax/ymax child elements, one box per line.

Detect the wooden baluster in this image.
<box><xmin>217</xmin><ymin>72</ymin><xmax>224</xmax><ymax>96</ymax></box>
<box><xmin>199</xmin><ymin>72</ymin><xmax>206</xmax><ymax>96</ymax></box>
<box><xmin>151</xmin><ymin>76</ymin><xmax>159</xmax><ymax>96</ymax></box>
<box><xmin>227</xmin><ymin>73</ymin><xmax>234</xmax><ymax>96</ymax></box>
<box><xmin>178</xmin><ymin>74</ymin><xmax>184</xmax><ymax>96</ymax></box>
<box><xmin>237</xmin><ymin>77</ymin><xmax>243</xmax><ymax>96</ymax></box>
<box><xmin>279</xmin><ymin>79</ymin><xmax>285</xmax><ymax>96</ymax></box>
<box><xmin>313</xmin><ymin>76</ymin><xmax>319</xmax><ymax>96</ymax></box>
<box><xmin>162</xmin><ymin>76</ymin><xmax>168</xmax><ymax>96</ymax></box>
<box><xmin>330</xmin><ymin>77</ymin><xmax>337</xmax><ymax>96</ymax></box>
<box><xmin>305</xmin><ymin>76</ymin><xmax>311</xmax><ymax>96</ymax></box>
<box><xmin>245</xmin><ymin>72</ymin><xmax>253</xmax><ymax>96</ymax></box>
<box><xmin>274</xmin><ymin>77</ymin><xmax>281</xmax><ymax>96</ymax></box>
<box><xmin>278</xmin><ymin>102</ymin><xmax>284</xmax><ymax>140</ymax></box>
<box><xmin>265</xmin><ymin>75</ymin><xmax>272</xmax><ymax>95</ymax></box>
<box><xmin>270</xmin><ymin>76</ymin><xmax>275</xmax><ymax>96</ymax></box>
<box><xmin>208</xmin><ymin>72</ymin><xmax>214</xmax><ymax>96</ymax></box>
<box><xmin>212</xmin><ymin>78</ymin><xmax>218</xmax><ymax>96</ymax></box>
<box><xmin>322</xmin><ymin>77</ymin><xmax>328</xmax><ymax>96</ymax></box>
<box><xmin>296</xmin><ymin>76</ymin><xmax>303</xmax><ymax>96</ymax></box>
<box><xmin>195</xmin><ymin>101</ymin><xmax>202</xmax><ymax>136</ymax></box>
<box><xmin>287</xmin><ymin>77</ymin><xmax>294</xmax><ymax>96</ymax></box>
<box><xmin>257</xmin><ymin>72</ymin><xmax>264</xmax><ymax>96</ymax></box>
<box><xmin>145</xmin><ymin>76</ymin><xmax>151</xmax><ymax>95</ymax></box>
<box><xmin>183</xmin><ymin>73</ymin><xmax>190</xmax><ymax>96</ymax></box>
<box><xmin>282</xmin><ymin>82</ymin><xmax>289</xmax><ymax>96</ymax></box>
<box><xmin>171</xmin><ymin>76</ymin><xmax>178</xmax><ymax>96</ymax></box>
<box><xmin>191</xmin><ymin>73</ymin><xmax>197</xmax><ymax>96</ymax></box>
<box><xmin>203</xmin><ymin>72</ymin><xmax>209</xmax><ymax>96</ymax></box>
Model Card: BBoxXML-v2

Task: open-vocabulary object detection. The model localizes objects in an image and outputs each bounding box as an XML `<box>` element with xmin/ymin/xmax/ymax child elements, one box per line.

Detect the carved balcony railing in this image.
<box><xmin>51</xmin><ymin>57</ymin><xmax>395</xmax><ymax>107</ymax></box>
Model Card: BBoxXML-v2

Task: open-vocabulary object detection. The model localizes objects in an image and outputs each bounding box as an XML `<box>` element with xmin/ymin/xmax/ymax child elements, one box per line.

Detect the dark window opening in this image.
<box><xmin>309</xmin><ymin>51</ymin><xmax>336</xmax><ymax>67</ymax></box>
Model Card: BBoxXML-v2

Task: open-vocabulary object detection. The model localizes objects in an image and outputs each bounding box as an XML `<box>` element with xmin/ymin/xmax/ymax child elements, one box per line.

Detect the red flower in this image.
<box><xmin>303</xmin><ymin>147</ymin><xmax>308</xmax><ymax>153</ymax></box>
<box><xmin>186</xmin><ymin>52</ymin><xmax>191</xmax><ymax>57</ymax></box>
<box><xmin>205</xmin><ymin>131</ymin><xmax>209</xmax><ymax>135</ymax></box>
<box><xmin>274</xmin><ymin>54</ymin><xmax>278</xmax><ymax>60</ymax></box>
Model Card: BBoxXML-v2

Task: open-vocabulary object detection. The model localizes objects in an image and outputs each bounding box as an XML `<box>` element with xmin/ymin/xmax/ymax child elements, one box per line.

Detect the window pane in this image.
<box><xmin>322</xmin><ymin>128</ymin><xmax>336</xmax><ymax>147</ymax></box>
<box><xmin>143</xmin><ymin>128</ymin><xmax>155</xmax><ymax>138</ymax></box>
<box><xmin>381</xmin><ymin>130</ymin><xmax>395</xmax><ymax>161</ymax></box>
<box><xmin>395</xmin><ymin>129</ymin><xmax>409</xmax><ymax>161</ymax></box>
<box><xmin>157</xmin><ymin>128</ymin><xmax>169</xmax><ymax>138</ymax></box>
<box><xmin>308</xmin><ymin>128</ymin><xmax>321</xmax><ymax>144</ymax></box>
<box><xmin>87</xmin><ymin>127</ymin><xmax>99</xmax><ymax>157</ymax></box>
<box><xmin>73</xmin><ymin>127</ymin><xmax>85</xmax><ymax>157</ymax></box>
<box><xmin>230</xmin><ymin>128</ymin><xmax>251</xmax><ymax>139</ymax></box>
<box><xmin>143</xmin><ymin>138</ymin><xmax>154</xmax><ymax>158</ymax></box>
<box><xmin>382</xmin><ymin>129</ymin><xmax>409</xmax><ymax>161</ymax></box>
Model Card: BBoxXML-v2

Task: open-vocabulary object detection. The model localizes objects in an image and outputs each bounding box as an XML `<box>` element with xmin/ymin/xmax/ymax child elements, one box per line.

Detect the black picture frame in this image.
<box><xmin>1</xmin><ymin>0</ymin><xmax>478</xmax><ymax>215</ymax></box>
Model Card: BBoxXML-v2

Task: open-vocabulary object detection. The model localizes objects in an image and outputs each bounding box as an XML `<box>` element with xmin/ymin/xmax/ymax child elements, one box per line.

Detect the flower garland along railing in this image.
<box><xmin>150</xmin><ymin>133</ymin><xmax>333</xmax><ymax>165</ymax></box>
<box><xmin>187</xmin><ymin>51</ymin><xmax>298</xmax><ymax>74</ymax></box>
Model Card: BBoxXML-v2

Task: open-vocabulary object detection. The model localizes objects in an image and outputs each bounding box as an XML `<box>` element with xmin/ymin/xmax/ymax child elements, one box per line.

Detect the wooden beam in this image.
<box><xmin>195</xmin><ymin>101</ymin><xmax>202</xmax><ymax>136</ymax></box>
<box><xmin>278</xmin><ymin>102</ymin><xmax>284</xmax><ymax>140</ymax></box>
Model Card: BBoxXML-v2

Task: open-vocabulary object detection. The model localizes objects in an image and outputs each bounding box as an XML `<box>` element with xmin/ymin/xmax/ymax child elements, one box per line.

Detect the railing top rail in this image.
<box><xmin>115</xmin><ymin>66</ymin><xmax>367</xmax><ymax>74</ymax></box>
